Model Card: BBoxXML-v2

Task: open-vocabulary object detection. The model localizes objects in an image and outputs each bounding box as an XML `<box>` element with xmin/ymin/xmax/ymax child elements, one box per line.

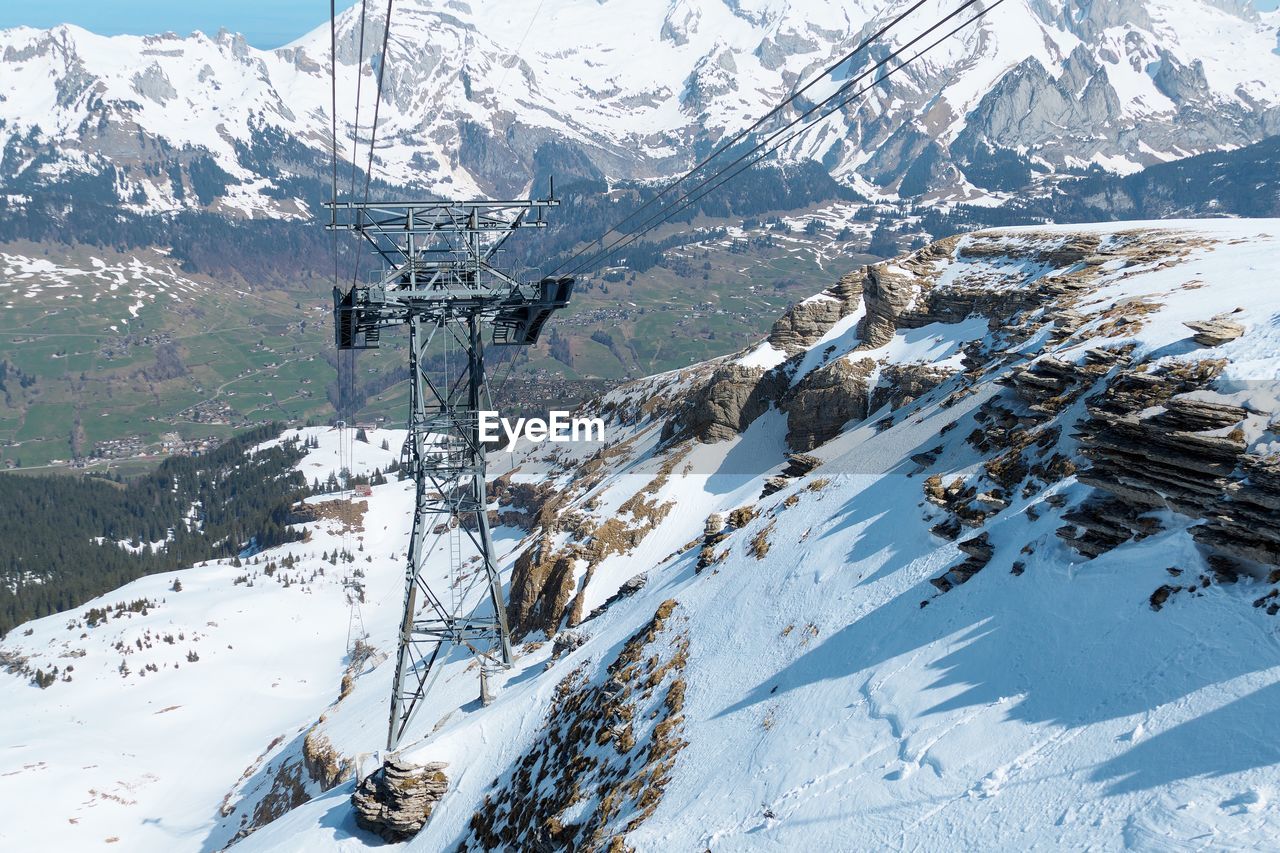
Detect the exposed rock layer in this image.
<box><xmin>352</xmin><ymin>759</ymin><xmax>450</xmax><ymax>843</ymax></box>
<box><xmin>781</xmin><ymin>358</ymin><xmax>873</xmax><ymax>451</ymax></box>
<box><xmin>765</xmin><ymin>269</ymin><xmax>866</xmax><ymax>355</ymax></box>
<box><xmin>1064</xmin><ymin>362</ymin><xmax>1280</xmax><ymax>569</ymax></box>
<box><xmin>464</xmin><ymin>601</ymin><xmax>689</xmax><ymax>851</ymax></box>
<box><xmin>682</xmin><ymin>363</ymin><xmax>788</xmax><ymax>443</ymax></box>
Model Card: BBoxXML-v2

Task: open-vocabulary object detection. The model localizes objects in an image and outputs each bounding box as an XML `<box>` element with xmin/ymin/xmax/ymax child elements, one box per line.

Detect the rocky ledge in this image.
<box><xmin>670</xmin><ymin>229</ymin><xmax>1150</xmax><ymax>454</ymax></box>
<box><xmin>1063</xmin><ymin>361</ymin><xmax>1280</xmax><ymax>570</ymax></box>
<box><xmin>352</xmin><ymin>758</ymin><xmax>450</xmax><ymax>842</ymax></box>
<box><xmin>765</xmin><ymin>268</ymin><xmax>865</xmax><ymax>355</ymax></box>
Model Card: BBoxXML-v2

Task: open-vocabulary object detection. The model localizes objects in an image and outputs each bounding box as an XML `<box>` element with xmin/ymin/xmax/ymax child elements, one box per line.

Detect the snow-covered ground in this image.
<box><xmin>0</xmin><ymin>428</ymin><xmax>408</xmax><ymax>851</ymax></box>
<box><xmin>4</xmin><ymin>220</ymin><xmax>1280</xmax><ymax>850</ymax></box>
<box><xmin>0</xmin><ymin>253</ymin><xmax>203</xmax><ymax>325</ymax></box>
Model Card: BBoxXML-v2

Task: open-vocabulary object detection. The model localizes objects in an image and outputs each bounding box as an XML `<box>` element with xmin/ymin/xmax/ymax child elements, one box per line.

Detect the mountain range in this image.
<box><xmin>5</xmin><ymin>1</ymin><xmax>1280</xmax><ymax>849</ymax></box>
<box><xmin>2</xmin><ymin>0</ymin><xmax>1280</xmax><ymax>217</ymax></box>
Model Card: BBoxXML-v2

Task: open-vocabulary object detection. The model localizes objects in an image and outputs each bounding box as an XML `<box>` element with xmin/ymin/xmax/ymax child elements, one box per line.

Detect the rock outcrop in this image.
<box><xmin>353</xmin><ymin>758</ymin><xmax>450</xmax><ymax>843</ymax></box>
<box><xmin>765</xmin><ymin>269</ymin><xmax>866</xmax><ymax>355</ymax></box>
<box><xmin>585</xmin><ymin>571</ymin><xmax>648</xmax><ymax>622</ymax></box>
<box><xmin>855</xmin><ymin>233</ymin><xmax>1109</xmax><ymax>352</ymax></box>
<box><xmin>680</xmin><ymin>363</ymin><xmax>788</xmax><ymax>443</ymax></box>
<box><xmin>1063</xmin><ymin>361</ymin><xmax>1280</xmax><ymax>569</ymax></box>
<box><xmin>673</xmin><ymin>229</ymin><xmax>1183</xmax><ymax>454</ymax></box>
<box><xmin>760</xmin><ymin>452</ymin><xmax>823</xmax><ymax>497</ymax></box>
<box><xmin>858</xmin><ymin>262</ymin><xmax>928</xmax><ymax>349</ymax></box>
<box><xmin>506</xmin><ymin>451</ymin><xmax>681</xmax><ymax>639</ymax></box>
<box><xmin>1074</xmin><ymin>368</ymin><xmax>1242</xmax><ymax>517</ymax></box>
<box><xmin>464</xmin><ymin>601</ymin><xmax>689</xmax><ymax>852</ymax></box>
<box><xmin>1058</xmin><ymin>496</ymin><xmax>1165</xmax><ymax>558</ymax></box>
<box><xmin>930</xmin><ymin>532</ymin><xmax>995</xmax><ymax>593</ymax></box>
<box><xmin>1196</xmin><ymin>453</ymin><xmax>1280</xmax><ymax>566</ymax></box>
<box><xmin>508</xmin><ymin>535</ymin><xmax>581</xmax><ymax>638</ymax></box>
<box><xmin>870</xmin><ymin>363</ymin><xmax>955</xmax><ymax>412</ymax></box>
<box><xmin>1003</xmin><ymin>348</ymin><xmax>1132</xmax><ymax>414</ymax></box>
<box><xmin>1184</xmin><ymin>317</ymin><xmax>1245</xmax><ymax>347</ymax></box>
<box><xmin>781</xmin><ymin>357</ymin><xmax>875</xmax><ymax>451</ymax></box>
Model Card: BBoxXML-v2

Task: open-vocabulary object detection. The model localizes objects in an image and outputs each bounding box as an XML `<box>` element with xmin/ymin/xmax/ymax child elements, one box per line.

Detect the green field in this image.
<box><xmin>0</xmin><ymin>243</ymin><xmax>340</xmax><ymax>469</ymax></box>
<box><xmin>0</xmin><ymin>214</ymin><xmax>876</xmax><ymax>470</ymax></box>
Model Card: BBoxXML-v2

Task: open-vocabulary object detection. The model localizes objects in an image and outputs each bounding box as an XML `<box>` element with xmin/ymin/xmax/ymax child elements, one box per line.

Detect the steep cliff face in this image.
<box><xmin>463</xmin><ymin>600</ymin><xmax>689</xmax><ymax>851</ymax></box>
<box><xmin>765</xmin><ymin>269</ymin><xmax>866</xmax><ymax>356</ymax></box>
<box><xmin>679</xmin><ymin>363</ymin><xmax>789</xmax><ymax>444</ymax></box>
<box><xmin>669</xmin><ymin>221</ymin><xmax>1280</xmax><ymax>592</ymax></box>
<box><xmin>669</xmin><ymin>229</ymin><xmax>1113</xmax><ymax>452</ymax></box>
<box><xmin>1068</xmin><ymin>365</ymin><xmax>1280</xmax><ymax>569</ymax></box>
<box><xmin>780</xmin><ymin>357</ymin><xmax>874</xmax><ymax>451</ymax></box>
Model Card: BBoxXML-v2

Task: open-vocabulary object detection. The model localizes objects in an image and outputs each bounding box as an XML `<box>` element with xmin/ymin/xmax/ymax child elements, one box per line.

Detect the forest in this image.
<box><xmin>0</xmin><ymin>424</ymin><xmax>310</xmax><ymax>638</ymax></box>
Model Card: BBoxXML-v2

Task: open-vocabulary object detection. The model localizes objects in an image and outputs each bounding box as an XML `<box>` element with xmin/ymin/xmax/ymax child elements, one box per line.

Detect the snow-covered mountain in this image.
<box><xmin>3</xmin><ymin>217</ymin><xmax>1280</xmax><ymax>850</ymax></box>
<box><xmin>2</xmin><ymin>0</ymin><xmax>1279</xmax><ymax>216</ymax></box>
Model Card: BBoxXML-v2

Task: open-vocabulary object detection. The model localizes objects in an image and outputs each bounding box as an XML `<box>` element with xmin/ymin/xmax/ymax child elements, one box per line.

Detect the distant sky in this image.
<box><xmin>0</xmin><ymin>1</ymin><xmax>362</xmax><ymax>49</ymax></box>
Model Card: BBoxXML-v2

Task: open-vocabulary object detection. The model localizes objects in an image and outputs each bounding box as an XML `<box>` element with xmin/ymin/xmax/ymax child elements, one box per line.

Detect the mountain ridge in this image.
<box><xmin>3</xmin><ymin>0</ymin><xmax>1280</xmax><ymax>218</ymax></box>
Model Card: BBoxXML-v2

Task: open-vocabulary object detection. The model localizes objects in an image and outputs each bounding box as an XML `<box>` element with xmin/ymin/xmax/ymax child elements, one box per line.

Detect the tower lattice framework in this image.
<box><xmin>329</xmin><ymin>195</ymin><xmax>572</xmax><ymax>750</ymax></box>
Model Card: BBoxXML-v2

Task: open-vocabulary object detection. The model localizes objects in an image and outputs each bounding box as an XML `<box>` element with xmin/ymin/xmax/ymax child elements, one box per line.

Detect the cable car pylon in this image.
<box><xmin>328</xmin><ymin>189</ymin><xmax>572</xmax><ymax>751</ymax></box>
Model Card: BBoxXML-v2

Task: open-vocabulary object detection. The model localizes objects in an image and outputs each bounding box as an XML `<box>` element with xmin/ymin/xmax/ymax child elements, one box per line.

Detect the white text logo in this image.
<box><xmin>478</xmin><ymin>411</ymin><xmax>606</xmax><ymax>451</ymax></box>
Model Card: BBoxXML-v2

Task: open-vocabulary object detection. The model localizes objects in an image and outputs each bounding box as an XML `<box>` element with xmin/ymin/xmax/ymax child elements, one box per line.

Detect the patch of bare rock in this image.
<box><xmin>352</xmin><ymin>758</ymin><xmax>450</xmax><ymax>842</ymax></box>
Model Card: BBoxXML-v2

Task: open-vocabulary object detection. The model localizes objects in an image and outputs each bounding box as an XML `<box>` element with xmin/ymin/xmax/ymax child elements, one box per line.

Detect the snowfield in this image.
<box><xmin>4</xmin><ymin>219</ymin><xmax>1280</xmax><ymax>850</ymax></box>
<box><xmin>2</xmin><ymin>0</ymin><xmax>1280</xmax><ymax>209</ymax></box>
<box><xmin>0</xmin><ymin>252</ymin><xmax>204</xmax><ymax>320</ymax></box>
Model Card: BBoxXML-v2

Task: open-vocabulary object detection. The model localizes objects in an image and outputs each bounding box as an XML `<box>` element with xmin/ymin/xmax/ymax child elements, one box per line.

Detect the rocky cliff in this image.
<box><xmin>661</xmin><ymin>222</ymin><xmax>1280</xmax><ymax>602</ymax></box>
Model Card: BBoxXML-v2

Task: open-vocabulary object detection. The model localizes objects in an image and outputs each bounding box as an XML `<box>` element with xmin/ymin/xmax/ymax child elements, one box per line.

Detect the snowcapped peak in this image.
<box><xmin>2</xmin><ymin>0</ymin><xmax>1279</xmax><ymax>213</ymax></box>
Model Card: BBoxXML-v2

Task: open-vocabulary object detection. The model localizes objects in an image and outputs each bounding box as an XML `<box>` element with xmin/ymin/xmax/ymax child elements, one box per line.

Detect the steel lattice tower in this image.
<box><xmin>328</xmin><ymin>195</ymin><xmax>572</xmax><ymax>751</ymax></box>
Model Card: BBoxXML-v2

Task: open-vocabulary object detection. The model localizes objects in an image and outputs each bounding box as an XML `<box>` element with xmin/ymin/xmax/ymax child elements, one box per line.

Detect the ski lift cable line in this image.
<box><xmin>562</xmin><ymin>0</ymin><xmax>993</xmax><ymax>278</ymax></box>
<box><xmin>341</xmin><ymin>0</ymin><xmax>370</xmax><ymax>319</ymax></box>
<box><xmin>340</xmin><ymin>0</ymin><xmax>395</xmax><ymax>426</ymax></box>
<box><xmin>563</xmin><ymin>0</ymin><xmax>1001</xmax><ymax>278</ymax></box>
<box><xmin>497</xmin><ymin>0</ymin><xmax>546</xmax><ymax>96</ymax></box>
<box><xmin>333</xmin><ymin>0</ymin><xmax>368</xmax><ymax>426</ymax></box>
<box><xmin>348</xmin><ymin>0</ymin><xmax>395</xmax><ymax>294</ymax></box>
<box><xmin>328</xmin><ymin>0</ymin><xmax>339</xmax><ymax>241</ymax></box>
<box><xmin>347</xmin><ymin>0</ymin><xmax>370</xmax><ymax>207</ymax></box>
<box><xmin>548</xmin><ymin>0</ymin><xmax>935</xmax><ymax>276</ymax></box>
<box><xmin>328</xmin><ymin>0</ymin><xmax>341</xmax><ymax>413</ymax></box>
<box><xmin>361</xmin><ymin>0</ymin><xmax>396</xmax><ymax>209</ymax></box>
<box><xmin>501</xmin><ymin>5</ymin><xmax>974</xmax><ymax>404</ymax></box>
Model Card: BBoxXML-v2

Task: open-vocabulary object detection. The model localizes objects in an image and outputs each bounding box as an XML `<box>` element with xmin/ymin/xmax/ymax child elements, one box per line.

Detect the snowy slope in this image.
<box><xmin>0</xmin><ymin>251</ymin><xmax>205</xmax><ymax>331</ymax></box>
<box><xmin>4</xmin><ymin>219</ymin><xmax>1280</xmax><ymax>851</ymax></box>
<box><xmin>0</xmin><ymin>428</ymin><xmax>410</xmax><ymax>851</ymax></box>
<box><xmin>231</xmin><ymin>219</ymin><xmax>1280</xmax><ymax>851</ymax></box>
<box><xmin>2</xmin><ymin>0</ymin><xmax>1279</xmax><ymax>212</ymax></box>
